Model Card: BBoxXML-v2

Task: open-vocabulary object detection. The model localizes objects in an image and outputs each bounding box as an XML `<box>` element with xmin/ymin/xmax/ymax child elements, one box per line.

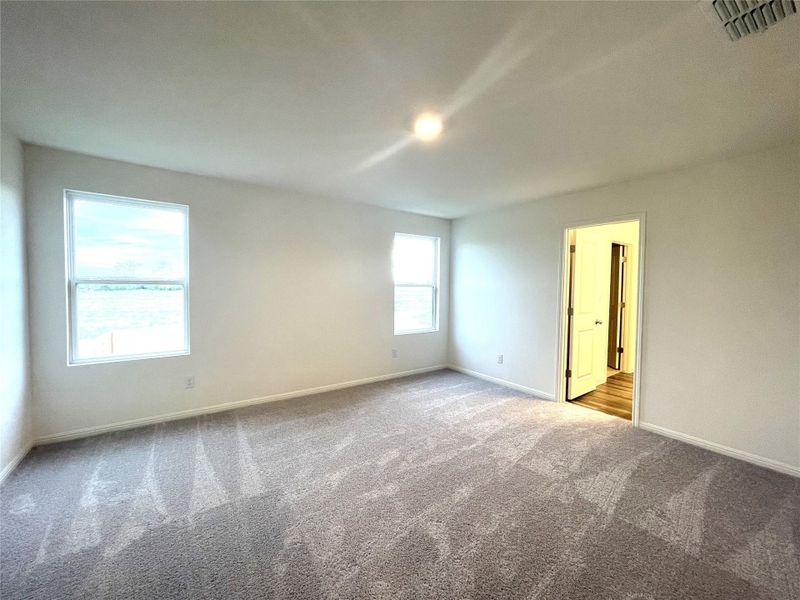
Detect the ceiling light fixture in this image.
<box><xmin>413</xmin><ymin>112</ymin><xmax>444</xmax><ymax>142</ymax></box>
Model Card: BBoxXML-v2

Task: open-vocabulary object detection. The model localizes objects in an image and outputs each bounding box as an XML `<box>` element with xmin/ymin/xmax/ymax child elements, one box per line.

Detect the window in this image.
<box><xmin>65</xmin><ymin>190</ymin><xmax>189</xmax><ymax>364</ymax></box>
<box><xmin>392</xmin><ymin>233</ymin><xmax>439</xmax><ymax>334</ymax></box>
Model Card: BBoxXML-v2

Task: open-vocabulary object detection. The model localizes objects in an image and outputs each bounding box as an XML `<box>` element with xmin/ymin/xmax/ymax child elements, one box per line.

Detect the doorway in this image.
<box><xmin>558</xmin><ymin>218</ymin><xmax>643</xmax><ymax>422</ymax></box>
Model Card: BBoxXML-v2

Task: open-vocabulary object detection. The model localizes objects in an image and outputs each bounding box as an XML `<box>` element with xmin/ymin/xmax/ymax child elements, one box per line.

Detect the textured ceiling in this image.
<box><xmin>2</xmin><ymin>1</ymin><xmax>799</xmax><ymax>218</ymax></box>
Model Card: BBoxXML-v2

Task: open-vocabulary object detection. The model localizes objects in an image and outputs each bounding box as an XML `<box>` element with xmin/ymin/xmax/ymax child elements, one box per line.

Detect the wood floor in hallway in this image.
<box><xmin>571</xmin><ymin>372</ymin><xmax>633</xmax><ymax>420</ymax></box>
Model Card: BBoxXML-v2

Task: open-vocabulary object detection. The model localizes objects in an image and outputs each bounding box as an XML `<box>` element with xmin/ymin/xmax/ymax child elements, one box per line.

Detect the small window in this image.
<box><xmin>393</xmin><ymin>233</ymin><xmax>439</xmax><ymax>334</ymax></box>
<box><xmin>65</xmin><ymin>190</ymin><xmax>189</xmax><ymax>364</ymax></box>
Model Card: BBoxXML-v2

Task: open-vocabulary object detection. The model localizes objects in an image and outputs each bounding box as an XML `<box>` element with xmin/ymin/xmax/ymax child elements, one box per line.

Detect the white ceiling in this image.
<box><xmin>2</xmin><ymin>1</ymin><xmax>799</xmax><ymax>218</ymax></box>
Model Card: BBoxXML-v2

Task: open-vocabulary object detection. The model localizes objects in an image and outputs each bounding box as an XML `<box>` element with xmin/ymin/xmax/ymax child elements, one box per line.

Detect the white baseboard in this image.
<box><xmin>28</xmin><ymin>367</ymin><xmax>797</xmax><ymax>480</ymax></box>
<box><xmin>0</xmin><ymin>442</ymin><xmax>34</xmax><ymax>486</ymax></box>
<box><xmin>639</xmin><ymin>422</ymin><xmax>799</xmax><ymax>478</ymax></box>
<box><xmin>448</xmin><ymin>365</ymin><xmax>555</xmax><ymax>401</ymax></box>
<box><xmin>35</xmin><ymin>365</ymin><xmax>448</xmax><ymax>446</ymax></box>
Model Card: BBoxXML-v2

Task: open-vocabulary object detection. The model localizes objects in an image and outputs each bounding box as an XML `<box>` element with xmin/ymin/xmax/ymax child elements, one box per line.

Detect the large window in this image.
<box><xmin>65</xmin><ymin>190</ymin><xmax>189</xmax><ymax>364</ymax></box>
<box><xmin>393</xmin><ymin>233</ymin><xmax>439</xmax><ymax>334</ymax></box>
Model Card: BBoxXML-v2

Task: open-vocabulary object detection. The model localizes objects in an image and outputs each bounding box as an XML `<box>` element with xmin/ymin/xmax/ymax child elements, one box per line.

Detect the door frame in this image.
<box><xmin>607</xmin><ymin>240</ymin><xmax>626</xmax><ymax>372</ymax></box>
<box><xmin>555</xmin><ymin>213</ymin><xmax>646</xmax><ymax>426</ymax></box>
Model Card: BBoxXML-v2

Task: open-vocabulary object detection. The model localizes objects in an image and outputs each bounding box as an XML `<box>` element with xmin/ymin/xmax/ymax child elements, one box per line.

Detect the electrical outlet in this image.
<box><xmin>497</xmin><ymin>354</ymin><xmax>504</xmax><ymax>364</ymax></box>
<box><xmin>184</xmin><ymin>376</ymin><xmax>195</xmax><ymax>390</ymax></box>
<box><xmin>391</xmin><ymin>349</ymin><xmax>399</xmax><ymax>359</ymax></box>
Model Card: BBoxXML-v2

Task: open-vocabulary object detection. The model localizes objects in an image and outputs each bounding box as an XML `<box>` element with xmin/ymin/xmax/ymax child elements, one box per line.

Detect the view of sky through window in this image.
<box><xmin>73</xmin><ymin>198</ymin><xmax>186</xmax><ymax>280</ymax></box>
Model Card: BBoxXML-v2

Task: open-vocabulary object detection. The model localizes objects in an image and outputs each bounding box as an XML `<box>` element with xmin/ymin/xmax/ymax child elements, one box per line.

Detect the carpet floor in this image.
<box><xmin>1</xmin><ymin>369</ymin><xmax>798</xmax><ymax>599</ymax></box>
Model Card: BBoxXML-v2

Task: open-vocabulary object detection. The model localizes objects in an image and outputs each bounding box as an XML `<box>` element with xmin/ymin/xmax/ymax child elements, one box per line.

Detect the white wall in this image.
<box><xmin>25</xmin><ymin>145</ymin><xmax>450</xmax><ymax>439</ymax></box>
<box><xmin>450</xmin><ymin>143</ymin><xmax>800</xmax><ymax>470</ymax></box>
<box><xmin>0</xmin><ymin>131</ymin><xmax>33</xmax><ymax>477</ymax></box>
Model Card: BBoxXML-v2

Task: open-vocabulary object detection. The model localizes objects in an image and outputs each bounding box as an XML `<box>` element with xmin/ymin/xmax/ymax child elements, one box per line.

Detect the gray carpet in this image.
<box><xmin>1</xmin><ymin>370</ymin><xmax>798</xmax><ymax>599</ymax></box>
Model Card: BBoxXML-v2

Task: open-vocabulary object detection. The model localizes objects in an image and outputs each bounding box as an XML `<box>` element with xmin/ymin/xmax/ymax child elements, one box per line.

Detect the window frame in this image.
<box><xmin>64</xmin><ymin>189</ymin><xmax>191</xmax><ymax>366</ymax></box>
<box><xmin>392</xmin><ymin>232</ymin><xmax>440</xmax><ymax>336</ymax></box>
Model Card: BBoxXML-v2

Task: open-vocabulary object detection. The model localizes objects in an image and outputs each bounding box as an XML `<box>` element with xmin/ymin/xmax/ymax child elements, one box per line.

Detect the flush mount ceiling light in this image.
<box><xmin>413</xmin><ymin>113</ymin><xmax>444</xmax><ymax>142</ymax></box>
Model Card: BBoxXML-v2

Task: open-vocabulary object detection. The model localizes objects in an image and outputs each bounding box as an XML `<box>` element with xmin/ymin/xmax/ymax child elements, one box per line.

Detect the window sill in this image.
<box><xmin>394</xmin><ymin>328</ymin><xmax>439</xmax><ymax>336</ymax></box>
<box><xmin>68</xmin><ymin>350</ymin><xmax>190</xmax><ymax>367</ymax></box>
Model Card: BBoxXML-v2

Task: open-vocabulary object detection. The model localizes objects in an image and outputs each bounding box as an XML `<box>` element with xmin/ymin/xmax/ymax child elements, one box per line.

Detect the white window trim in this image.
<box><xmin>64</xmin><ymin>189</ymin><xmax>191</xmax><ymax>366</ymax></box>
<box><xmin>393</xmin><ymin>232</ymin><xmax>440</xmax><ymax>336</ymax></box>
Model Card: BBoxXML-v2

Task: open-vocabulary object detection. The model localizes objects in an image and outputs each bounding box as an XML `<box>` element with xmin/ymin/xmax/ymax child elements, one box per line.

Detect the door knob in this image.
<box><xmin>595</xmin><ymin>320</ymin><xmax>603</xmax><ymax>325</ymax></box>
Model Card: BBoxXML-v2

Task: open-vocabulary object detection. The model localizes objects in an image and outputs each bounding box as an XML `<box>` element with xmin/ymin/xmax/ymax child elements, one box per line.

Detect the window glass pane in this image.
<box><xmin>394</xmin><ymin>286</ymin><xmax>434</xmax><ymax>333</ymax></box>
<box><xmin>74</xmin><ymin>284</ymin><xmax>186</xmax><ymax>361</ymax></box>
<box><xmin>393</xmin><ymin>234</ymin><xmax>436</xmax><ymax>285</ymax></box>
<box><xmin>73</xmin><ymin>197</ymin><xmax>186</xmax><ymax>279</ymax></box>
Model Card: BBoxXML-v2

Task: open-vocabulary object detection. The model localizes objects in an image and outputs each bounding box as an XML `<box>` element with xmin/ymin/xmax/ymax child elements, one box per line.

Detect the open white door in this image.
<box><xmin>567</xmin><ymin>229</ymin><xmax>602</xmax><ymax>400</ymax></box>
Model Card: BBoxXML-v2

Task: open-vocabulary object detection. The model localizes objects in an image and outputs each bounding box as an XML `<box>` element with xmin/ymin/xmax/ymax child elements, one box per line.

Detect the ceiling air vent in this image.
<box><xmin>712</xmin><ymin>0</ymin><xmax>797</xmax><ymax>40</ymax></box>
